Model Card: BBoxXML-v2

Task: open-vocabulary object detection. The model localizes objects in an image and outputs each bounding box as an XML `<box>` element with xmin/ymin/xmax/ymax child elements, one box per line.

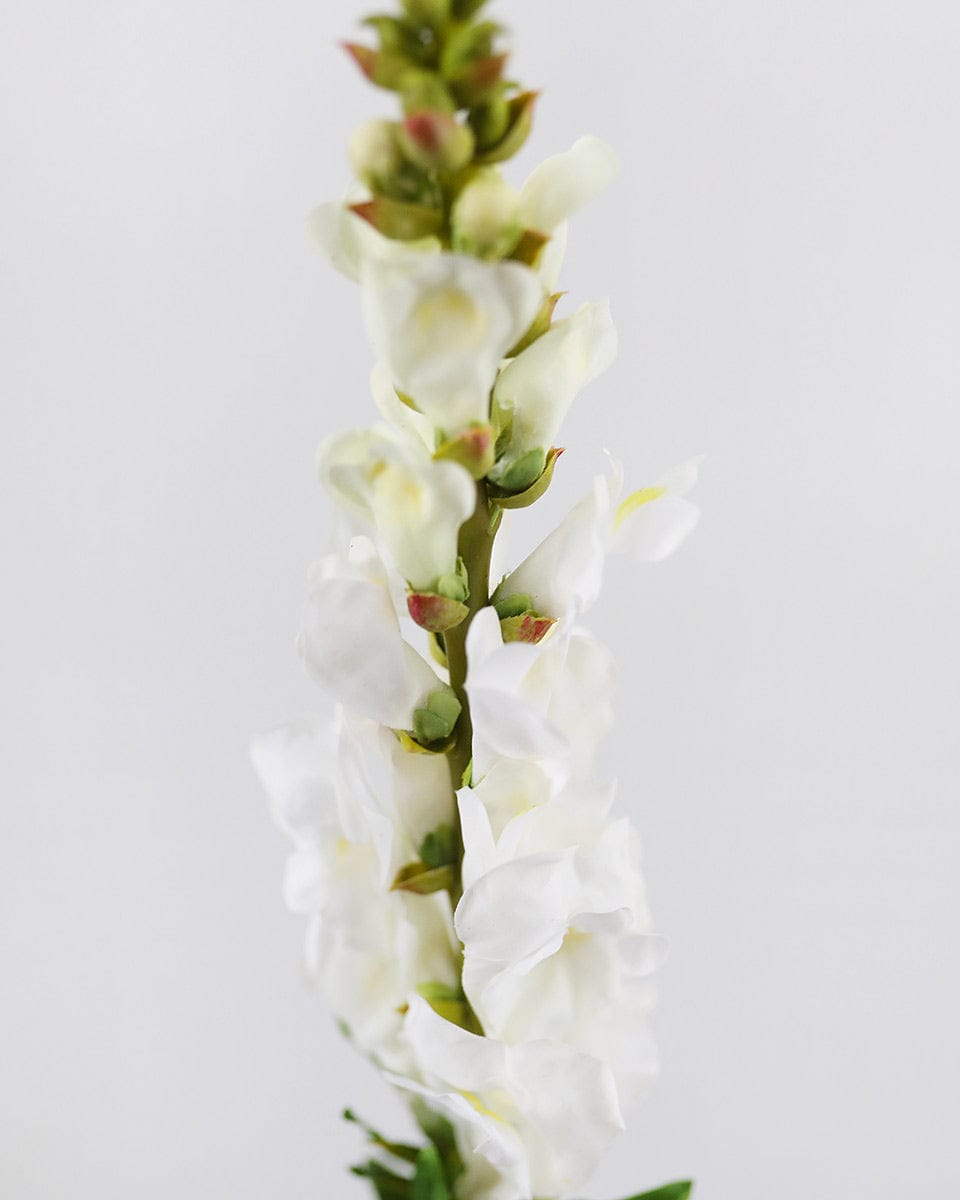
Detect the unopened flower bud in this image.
<box><xmin>399</xmin><ymin>70</ymin><xmax>457</xmax><ymax>116</ymax></box>
<box><xmin>398</xmin><ymin>111</ymin><xmax>475</xmax><ymax>174</ymax></box>
<box><xmin>451</xmin><ymin>169</ymin><xmax>522</xmax><ymax>260</ymax></box>
<box><xmin>401</xmin><ymin>0</ymin><xmax>451</xmax><ymax>25</ymax></box>
<box><xmin>348</xmin><ymin>118</ymin><xmax>404</xmax><ymax>189</ymax></box>
<box><xmin>452</xmin><ymin>0</ymin><xmax>490</xmax><ymax>17</ymax></box>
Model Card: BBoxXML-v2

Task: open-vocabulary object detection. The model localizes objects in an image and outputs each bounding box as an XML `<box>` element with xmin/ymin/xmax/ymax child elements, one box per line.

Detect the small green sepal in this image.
<box><xmin>488</xmin><ymin>447</ymin><xmax>564</xmax><ymax>508</ymax></box>
<box><xmin>342</xmin><ymin>42</ymin><xmax>411</xmax><ymax>91</ymax></box>
<box><xmin>391</xmin><ymin>862</ymin><xmax>457</xmax><ymax>895</ymax></box>
<box><xmin>474</xmin><ymin>90</ymin><xmax>540</xmax><ymax>164</ymax></box>
<box><xmin>507</xmin><ymin>291</ymin><xmax>563</xmax><ymax>357</ymax></box>
<box><xmin>491</xmin><ymin>447</ymin><xmax>547</xmax><ymax>494</ymax></box>
<box><xmin>415</xmin><ymin>983</ymin><xmax>484</xmax><ymax>1035</ymax></box>
<box><xmin>492</xmin><ymin>592</ymin><xmax>533</xmax><ymax>620</ymax></box>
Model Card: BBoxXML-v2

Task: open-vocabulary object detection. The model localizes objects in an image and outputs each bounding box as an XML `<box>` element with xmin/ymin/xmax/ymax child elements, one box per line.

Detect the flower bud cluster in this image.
<box><xmin>254</xmin><ymin>5</ymin><xmax>701</xmax><ymax>1200</ymax></box>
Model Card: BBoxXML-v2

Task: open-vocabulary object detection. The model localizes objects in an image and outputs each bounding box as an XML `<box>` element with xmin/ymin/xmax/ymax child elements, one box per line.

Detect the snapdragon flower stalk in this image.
<box><xmin>253</xmin><ymin>3</ymin><xmax>700</xmax><ymax>1198</ymax></box>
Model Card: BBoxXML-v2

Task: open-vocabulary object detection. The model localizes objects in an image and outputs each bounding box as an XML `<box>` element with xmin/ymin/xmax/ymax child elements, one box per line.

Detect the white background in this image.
<box><xmin>2</xmin><ymin>0</ymin><xmax>958</xmax><ymax>1196</ymax></box>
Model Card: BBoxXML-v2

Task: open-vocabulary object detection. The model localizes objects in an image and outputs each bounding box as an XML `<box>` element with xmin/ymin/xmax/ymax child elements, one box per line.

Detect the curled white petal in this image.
<box><xmin>493</xmin><ymin>300</ymin><xmax>618</xmax><ymax>477</ymax></box>
<box><xmin>307</xmin><ymin>201</ymin><xmax>440</xmax><ymax>283</ymax></box>
<box><xmin>519</xmin><ymin>135</ymin><xmax>620</xmax><ymax>235</ymax></box>
<box><xmin>396</xmin><ymin>997</ymin><xmax>624</xmax><ymax>1200</ymax></box>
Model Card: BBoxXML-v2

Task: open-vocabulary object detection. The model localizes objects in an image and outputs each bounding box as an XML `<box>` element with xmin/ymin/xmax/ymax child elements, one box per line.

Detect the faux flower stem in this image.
<box><xmin>444</xmin><ymin>482</ymin><xmax>496</xmax><ymax>792</ymax></box>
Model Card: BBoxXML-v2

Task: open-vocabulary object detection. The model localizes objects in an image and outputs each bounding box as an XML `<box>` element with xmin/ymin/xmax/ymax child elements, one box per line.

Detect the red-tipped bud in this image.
<box><xmin>500</xmin><ymin>614</ymin><xmax>557</xmax><ymax>645</ymax></box>
<box><xmin>407</xmin><ymin>592</ymin><xmax>469</xmax><ymax>634</ymax></box>
<box><xmin>349</xmin><ymin>197</ymin><xmax>444</xmax><ymax>241</ymax></box>
<box><xmin>398</xmin><ymin>111</ymin><xmax>475</xmax><ymax>173</ymax></box>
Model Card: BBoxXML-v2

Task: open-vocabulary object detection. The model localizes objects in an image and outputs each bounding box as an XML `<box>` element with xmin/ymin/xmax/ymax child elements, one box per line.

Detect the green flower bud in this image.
<box><xmin>452</xmin><ymin>0</ymin><xmax>491</xmax><ymax>19</ymax></box>
<box><xmin>488</xmin><ymin>447</ymin><xmax>565</xmax><ymax>509</ymax></box>
<box><xmin>451</xmin><ymin>169</ymin><xmax>522</xmax><ymax>259</ymax></box>
<box><xmin>341</xmin><ymin>41</ymin><xmax>410</xmax><ymax>91</ymax></box>
<box><xmin>361</xmin><ymin>15</ymin><xmax>429</xmax><ymax>62</ymax></box>
<box><xmin>411</xmin><ymin>688</ymin><xmax>462</xmax><ymax>745</ymax></box>
<box><xmin>399</xmin><ymin>69</ymin><xmax>457</xmax><ymax>115</ymax></box>
<box><xmin>449</xmin><ymin>52</ymin><xmax>508</xmax><ymax>108</ymax></box>
<box><xmin>489</xmin><ymin>446</ymin><xmax>547</xmax><ymax>495</ymax></box>
<box><xmin>468</xmin><ymin>91</ymin><xmax>511</xmax><ymax>151</ymax></box>
<box><xmin>474</xmin><ymin>89</ymin><xmax>539</xmax><ymax>164</ymax></box>
<box><xmin>349</xmin><ymin>196</ymin><xmax>443</xmax><ymax>240</ymax></box>
<box><xmin>440</xmin><ymin>20</ymin><xmax>500</xmax><ymax>78</ymax></box>
<box><xmin>398</xmin><ymin>110</ymin><xmax>475</xmax><ymax>174</ymax></box>
<box><xmin>499</xmin><ymin>613</ymin><xmax>556</xmax><ymax>645</ymax></box>
<box><xmin>348</xmin><ymin>118</ymin><xmax>404</xmax><ymax>190</ymax></box>
<box><xmin>407</xmin><ymin>591</ymin><xmax>469</xmax><ymax>633</ymax></box>
<box><xmin>401</xmin><ymin>0</ymin><xmax>451</xmax><ymax>25</ymax></box>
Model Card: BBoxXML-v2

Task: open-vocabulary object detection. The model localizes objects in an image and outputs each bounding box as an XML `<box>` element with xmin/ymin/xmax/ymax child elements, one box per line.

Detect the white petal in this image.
<box><xmin>519</xmin><ymin>135</ymin><xmax>620</xmax><ymax>234</ymax></box>
<box><xmin>657</xmin><ymin>454</ymin><xmax>704</xmax><ymax>496</ymax></box>
<box><xmin>299</xmin><ymin>573</ymin><xmax>439</xmax><ymax>727</ymax></box>
<box><xmin>610</xmin><ymin>492</ymin><xmax>701</xmax><ymax>562</ymax></box>
<box><xmin>498</xmin><ymin>473</ymin><xmax>612</xmax><ymax>616</ymax></box>
<box><xmin>508</xmin><ymin>1039</ymin><xmax>624</xmax><ymax>1198</ymax></box>
<box><xmin>318</xmin><ymin>428</ymin><xmax>475</xmax><ymax>590</ymax></box>
<box><xmin>493</xmin><ymin>300</ymin><xmax>618</xmax><ymax>472</ymax></box>
<box><xmin>307</xmin><ymin>202</ymin><xmax>440</xmax><ymax>282</ymax></box>
<box><xmin>404</xmin><ymin>994</ymin><xmax>509</xmax><ymax>1091</ymax></box>
<box><xmin>249</xmin><ymin>716</ymin><xmax>338</xmax><ymax>841</ymax></box>
<box><xmin>362</xmin><ymin>252</ymin><xmax>543</xmax><ymax>436</ymax></box>
<box><xmin>370</xmin><ymin>363</ymin><xmax>435</xmax><ymax>451</ymax></box>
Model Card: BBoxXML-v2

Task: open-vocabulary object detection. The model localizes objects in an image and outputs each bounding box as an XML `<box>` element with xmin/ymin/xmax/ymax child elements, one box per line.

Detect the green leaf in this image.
<box><xmin>412</xmin><ymin>1107</ymin><xmax>466</xmax><ymax>1192</ymax></box>
<box><xmin>413</xmin><ymin>1146</ymin><xmax>449</xmax><ymax>1200</ymax></box>
<box><xmin>621</xmin><ymin>1182</ymin><xmax>695</xmax><ymax>1200</ymax></box>
<box><xmin>343</xmin><ymin>1109</ymin><xmax>421</xmax><ymax>1166</ymax></box>
<box><xmin>351</xmin><ymin>1160</ymin><xmax>413</xmax><ymax>1200</ymax></box>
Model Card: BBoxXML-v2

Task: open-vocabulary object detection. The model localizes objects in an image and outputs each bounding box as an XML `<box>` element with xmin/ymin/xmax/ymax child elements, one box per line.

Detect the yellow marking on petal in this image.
<box><xmin>462</xmin><ymin>1091</ymin><xmax>507</xmax><ymax>1123</ymax></box>
<box><xmin>414</xmin><ymin>287</ymin><xmax>489</xmax><ymax>348</ymax></box>
<box><xmin>614</xmin><ymin>485</ymin><xmax>666</xmax><ymax>530</ymax></box>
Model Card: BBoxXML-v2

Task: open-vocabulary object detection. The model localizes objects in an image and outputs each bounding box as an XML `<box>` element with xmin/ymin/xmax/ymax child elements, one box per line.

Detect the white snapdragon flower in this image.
<box><xmin>394</xmin><ymin>996</ymin><xmax>624</xmax><ymax>1200</ymax></box>
<box><xmin>519</xmin><ymin>135</ymin><xmax>620</xmax><ymax>289</ymax></box>
<box><xmin>298</xmin><ymin>539</ymin><xmax>447</xmax><ymax>729</ymax></box>
<box><xmin>455</xmin><ymin>789</ymin><xmax>664</xmax><ymax>1105</ymax></box>
<box><xmin>361</xmin><ymin>252</ymin><xmax>543</xmax><ymax>438</ymax></box>
<box><xmin>250</xmin><ymin>716</ymin><xmax>460</xmax><ymax>1074</ymax></box>
<box><xmin>307</xmin><ymin>199</ymin><xmax>441</xmax><ymax>283</ymax></box>
<box><xmin>464</xmin><ymin>607</ymin><xmax>616</xmax><ymax>781</ymax></box>
<box><xmin>318</xmin><ymin>426</ymin><xmax>475</xmax><ymax>593</ymax></box>
<box><xmin>498</xmin><ymin>457</ymin><xmax>703</xmax><ymax>618</ymax></box>
<box><xmin>491</xmin><ymin>300</ymin><xmax>618</xmax><ymax>488</ymax></box>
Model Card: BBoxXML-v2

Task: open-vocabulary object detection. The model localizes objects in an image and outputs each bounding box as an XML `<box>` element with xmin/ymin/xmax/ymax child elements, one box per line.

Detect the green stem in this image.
<box><xmin>444</xmin><ymin>482</ymin><xmax>496</xmax><ymax>786</ymax></box>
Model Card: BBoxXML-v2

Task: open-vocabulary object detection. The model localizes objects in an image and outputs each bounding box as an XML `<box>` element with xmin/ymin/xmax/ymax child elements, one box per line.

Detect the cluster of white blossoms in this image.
<box><xmin>253</xmin><ymin>9</ymin><xmax>699</xmax><ymax>1200</ymax></box>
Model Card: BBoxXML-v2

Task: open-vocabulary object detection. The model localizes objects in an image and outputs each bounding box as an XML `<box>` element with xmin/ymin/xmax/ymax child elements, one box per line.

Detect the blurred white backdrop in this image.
<box><xmin>2</xmin><ymin>0</ymin><xmax>958</xmax><ymax>1196</ymax></box>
